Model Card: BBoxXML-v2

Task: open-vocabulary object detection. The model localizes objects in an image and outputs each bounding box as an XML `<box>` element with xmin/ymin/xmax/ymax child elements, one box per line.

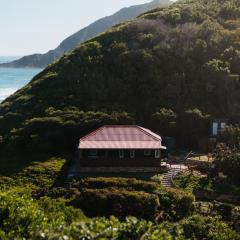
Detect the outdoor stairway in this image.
<box><xmin>161</xmin><ymin>165</ymin><xmax>187</xmax><ymax>187</ymax></box>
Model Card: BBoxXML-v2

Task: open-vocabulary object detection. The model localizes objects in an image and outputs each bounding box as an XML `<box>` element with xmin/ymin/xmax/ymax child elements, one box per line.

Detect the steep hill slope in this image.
<box><xmin>0</xmin><ymin>0</ymin><xmax>240</xmax><ymax>154</ymax></box>
<box><xmin>0</xmin><ymin>0</ymin><xmax>170</xmax><ymax>68</ymax></box>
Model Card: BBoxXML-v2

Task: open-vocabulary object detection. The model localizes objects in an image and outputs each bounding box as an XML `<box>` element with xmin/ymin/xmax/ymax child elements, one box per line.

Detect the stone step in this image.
<box><xmin>161</xmin><ymin>165</ymin><xmax>187</xmax><ymax>187</ymax></box>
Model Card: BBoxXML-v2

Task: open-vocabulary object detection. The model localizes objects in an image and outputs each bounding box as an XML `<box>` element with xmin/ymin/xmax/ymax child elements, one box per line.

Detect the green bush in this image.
<box><xmin>0</xmin><ymin>194</ymin><xmax>46</xmax><ymax>238</ymax></box>
<box><xmin>213</xmin><ymin>147</ymin><xmax>240</xmax><ymax>187</ymax></box>
<box><xmin>180</xmin><ymin>215</ymin><xmax>240</xmax><ymax>240</ymax></box>
<box><xmin>0</xmin><ymin>192</ymin><xmax>238</xmax><ymax>239</ymax></box>
<box><xmin>0</xmin><ymin>192</ymin><xmax>84</xmax><ymax>239</ymax></box>
<box><xmin>218</xmin><ymin>125</ymin><xmax>240</xmax><ymax>149</ymax></box>
<box><xmin>173</xmin><ymin>172</ymin><xmax>213</xmax><ymax>193</ymax></box>
<box><xmin>33</xmin><ymin>187</ymin><xmax>80</xmax><ymax>200</ymax></box>
<box><xmin>71</xmin><ymin>188</ymin><xmax>160</xmax><ymax>220</ymax></box>
<box><xmin>157</xmin><ymin>187</ymin><xmax>195</xmax><ymax>220</ymax></box>
<box><xmin>214</xmin><ymin>202</ymin><xmax>235</xmax><ymax>221</ymax></box>
<box><xmin>36</xmin><ymin>217</ymin><xmax>176</xmax><ymax>240</ymax></box>
<box><xmin>71</xmin><ymin>177</ymin><xmax>158</xmax><ymax>193</ymax></box>
<box><xmin>48</xmin><ymin>177</ymin><xmax>195</xmax><ymax>221</ymax></box>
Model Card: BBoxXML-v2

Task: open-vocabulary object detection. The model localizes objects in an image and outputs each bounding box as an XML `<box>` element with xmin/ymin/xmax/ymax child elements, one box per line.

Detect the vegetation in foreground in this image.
<box><xmin>0</xmin><ymin>192</ymin><xmax>238</xmax><ymax>240</ymax></box>
<box><xmin>0</xmin><ymin>0</ymin><xmax>240</xmax><ymax>158</ymax></box>
<box><xmin>0</xmin><ymin>157</ymin><xmax>238</xmax><ymax>239</ymax></box>
<box><xmin>0</xmin><ymin>0</ymin><xmax>240</xmax><ymax>238</ymax></box>
<box><xmin>1</xmin><ymin>118</ymin><xmax>240</xmax><ymax>238</ymax></box>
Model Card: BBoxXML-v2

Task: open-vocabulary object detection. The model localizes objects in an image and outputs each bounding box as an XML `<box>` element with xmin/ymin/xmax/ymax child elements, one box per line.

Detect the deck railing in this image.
<box><xmin>79</xmin><ymin>157</ymin><xmax>162</xmax><ymax>167</ymax></box>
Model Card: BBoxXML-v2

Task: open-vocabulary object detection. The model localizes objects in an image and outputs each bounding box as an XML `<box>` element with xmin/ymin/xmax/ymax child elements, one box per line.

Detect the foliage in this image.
<box><xmin>70</xmin><ymin>177</ymin><xmax>159</xmax><ymax>193</ymax></box>
<box><xmin>3</xmin><ymin>109</ymin><xmax>133</xmax><ymax>154</ymax></box>
<box><xmin>36</xmin><ymin>177</ymin><xmax>194</xmax><ymax>221</ymax></box>
<box><xmin>180</xmin><ymin>214</ymin><xmax>240</xmax><ymax>240</ymax></box>
<box><xmin>152</xmin><ymin>108</ymin><xmax>177</xmax><ymax>136</ymax></box>
<box><xmin>173</xmin><ymin>172</ymin><xmax>212</xmax><ymax>193</ymax></box>
<box><xmin>0</xmin><ymin>191</ymin><xmax>238</xmax><ymax>239</ymax></box>
<box><xmin>176</xmin><ymin>109</ymin><xmax>210</xmax><ymax>148</ymax></box>
<box><xmin>72</xmin><ymin>188</ymin><xmax>160</xmax><ymax>220</ymax></box>
<box><xmin>68</xmin><ymin>177</ymin><xmax>194</xmax><ymax>221</ymax></box>
<box><xmin>212</xmin><ymin>146</ymin><xmax>240</xmax><ymax>187</ymax></box>
<box><xmin>0</xmin><ymin>157</ymin><xmax>66</xmax><ymax>190</ymax></box>
<box><xmin>0</xmin><ymin>192</ymin><xmax>85</xmax><ymax>239</ymax></box>
<box><xmin>0</xmin><ymin>0</ymin><xmax>240</xmax><ymax>156</ymax></box>
<box><xmin>173</xmin><ymin>169</ymin><xmax>240</xmax><ymax>199</ymax></box>
<box><xmin>156</xmin><ymin>186</ymin><xmax>195</xmax><ymax>221</ymax></box>
<box><xmin>218</xmin><ymin>125</ymin><xmax>240</xmax><ymax>149</ymax></box>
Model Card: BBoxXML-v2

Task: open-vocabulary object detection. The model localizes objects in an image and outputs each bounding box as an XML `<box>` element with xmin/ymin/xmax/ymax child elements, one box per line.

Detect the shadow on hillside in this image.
<box><xmin>0</xmin><ymin>154</ymin><xmax>72</xmax><ymax>178</ymax></box>
<box><xmin>53</xmin><ymin>156</ymin><xmax>73</xmax><ymax>187</ymax></box>
<box><xmin>0</xmin><ymin>155</ymin><xmax>33</xmax><ymax>176</ymax></box>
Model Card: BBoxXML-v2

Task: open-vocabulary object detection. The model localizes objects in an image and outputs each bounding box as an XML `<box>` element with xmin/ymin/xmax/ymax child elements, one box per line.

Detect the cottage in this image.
<box><xmin>78</xmin><ymin>125</ymin><xmax>166</xmax><ymax>169</ymax></box>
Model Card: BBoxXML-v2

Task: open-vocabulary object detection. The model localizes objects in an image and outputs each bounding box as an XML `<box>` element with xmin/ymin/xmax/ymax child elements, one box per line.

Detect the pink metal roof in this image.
<box><xmin>79</xmin><ymin>125</ymin><xmax>166</xmax><ymax>149</ymax></box>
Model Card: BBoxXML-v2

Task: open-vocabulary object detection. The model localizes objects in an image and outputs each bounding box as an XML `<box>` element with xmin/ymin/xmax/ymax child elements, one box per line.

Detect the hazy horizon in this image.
<box><xmin>1</xmin><ymin>0</ymin><xmax>156</xmax><ymax>56</ymax></box>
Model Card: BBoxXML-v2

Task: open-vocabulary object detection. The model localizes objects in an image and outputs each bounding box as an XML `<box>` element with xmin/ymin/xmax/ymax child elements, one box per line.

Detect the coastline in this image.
<box><xmin>0</xmin><ymin>58</ymin><xmax>42</xmax><ymax>102</ymax></box>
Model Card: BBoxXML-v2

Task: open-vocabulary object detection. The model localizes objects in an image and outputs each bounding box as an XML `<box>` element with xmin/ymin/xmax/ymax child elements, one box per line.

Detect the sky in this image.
<box><xmin>0</xmin><ymin>0</ymin><xmax>159</xmax><ymax>56</ymax></box>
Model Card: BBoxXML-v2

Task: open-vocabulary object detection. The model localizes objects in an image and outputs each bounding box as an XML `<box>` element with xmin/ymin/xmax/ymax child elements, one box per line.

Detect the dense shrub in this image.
<box><xmin>214</xmin><ymin>202</ymin><xmax>235</xmax><ymax>221</ymax></box>
<box><xmin>37</xmin><ymin>217</ymin><xmax>175</xmax><ymax>240</ymax></box>
<box><xmin>180</xmin><ymin>215</ymin><xmax>240</xmax><ymax>240</ymax></box>
<box><xmin>70</xmin><ymin>177</ymin><xmax>159</xmax><ymax>193</ymax></box>
<box><xmin>157</xmin><ymin>187</ymin><xmax>195</xmax><ymax>221</ymax></box>
<box><xmin>33</xmin><ymin>187</ymin><xmax>80</xmax><ymax>200</ymax></box>
<box><xmin>213</xmin><ymin>147</ymin><xmax>240</xmax><ymax>187</ymax></box>
<box><xmin>218</xmin><ymin>125</ymin><xmax>240</xmax><ymax>149</ymax></box>
<box><xmin>0</xmin><ymin>193</ymin><xmax>84</xmax><ymax>239</ymax></box>
<box><xmin>173</xmin><ymin>172</ymin><xmax>212</xmax><ymax>193</ymax></box>
<box><xmin>69</xmin><ymin>177</ymin><xmax>194</xmax><ymax>221</ymax></box>
<box><xmin>0</xmin><ymin>191</ymin><xmax>238</xmax><ymax>239</ymax></box>
<box><xmin>0</xmin><ymin>194</ymin><xmax>46</xmax><ymax>238</ymax></box>
<box><xmin>71</xmin><ymin>188</ymin><xmax>160</xmax><ymax>220</ymax></box>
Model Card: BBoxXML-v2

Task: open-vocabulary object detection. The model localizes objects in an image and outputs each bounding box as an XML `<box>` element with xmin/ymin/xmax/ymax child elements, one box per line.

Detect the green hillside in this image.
<box><xmin>0</xmin><ymin>0</ymin><xmax>240</xmax><ymax>155</ymax></box>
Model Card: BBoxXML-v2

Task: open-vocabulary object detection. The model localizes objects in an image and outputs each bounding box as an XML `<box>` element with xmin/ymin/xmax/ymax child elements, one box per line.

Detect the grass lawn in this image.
<box><xmin>192</xmin><ymin>155</ymin><xmax>212</xmax><ymax>161</ymax></box>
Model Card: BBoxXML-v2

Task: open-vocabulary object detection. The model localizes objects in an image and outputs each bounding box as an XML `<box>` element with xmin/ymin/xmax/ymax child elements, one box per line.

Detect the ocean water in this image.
<box><xmin>0</xmin><ymin>57</ymin><xmax>42</xmax><ymax>101</ymax></box>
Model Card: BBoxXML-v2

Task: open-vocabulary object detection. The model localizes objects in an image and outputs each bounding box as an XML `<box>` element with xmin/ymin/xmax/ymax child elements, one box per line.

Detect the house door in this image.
<box><xmin>212</xmin><ymin>122</ymin><xmax>218</xmax><ymax>136</ymax></box>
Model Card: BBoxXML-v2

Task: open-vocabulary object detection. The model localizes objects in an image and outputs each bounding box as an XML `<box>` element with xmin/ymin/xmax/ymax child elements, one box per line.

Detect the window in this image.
<box><xmin>130</xmin><ymin>150</ymin><xmax>135</xmax><ymax>159</ymax></box>
<box><xmin>89</xmin><ymin>149</ymin><xmax>98</xmax><ymax>158</ymax></box>
<box><xmin>155</xmin><ymin>150</ymin><xmax>160</xmax><ymax>159</ymax></box>
<box><xmin>119</xmin><ymin>150</ymin><xmax>124</xmax><ymax>159</ymax></box>
<box><xmin>221</xmin><ymin>122</ymin><xmax>226</xmax><ymax>129</ymax></box>
<box><xmin>144</xmin><ymin>150</ymin><xmax>151</xmax><ymax>156</ymax></box>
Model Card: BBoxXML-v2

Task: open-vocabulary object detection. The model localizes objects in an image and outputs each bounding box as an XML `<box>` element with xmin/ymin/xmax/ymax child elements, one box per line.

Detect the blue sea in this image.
<box><xmin>0</xmin><ymin>56</ymin><xmax>42</xmax><ymax>101</ymax></box>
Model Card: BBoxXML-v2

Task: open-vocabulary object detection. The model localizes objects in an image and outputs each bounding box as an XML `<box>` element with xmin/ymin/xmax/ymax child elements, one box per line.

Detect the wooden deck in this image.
<box><xmin>78</xmin><ymin>157</ymin><xmax>162</xmax><ymax>167</ymax></box>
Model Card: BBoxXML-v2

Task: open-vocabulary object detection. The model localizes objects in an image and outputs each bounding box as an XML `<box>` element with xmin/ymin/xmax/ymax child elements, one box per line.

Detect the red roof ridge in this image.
<box><xmin>136</xmin><ymin>126</ymin><xmax>161</xmax><ymax>141</ymax></box>
<box><xmin>80</xmin><ymin>125</ymin><xmax>106</xmax><ymax>141</ymax></box>
<box><xmin>103</xmin><ymin>125</ymin><xmax>139</xmax><ymax>128</ymax></box>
